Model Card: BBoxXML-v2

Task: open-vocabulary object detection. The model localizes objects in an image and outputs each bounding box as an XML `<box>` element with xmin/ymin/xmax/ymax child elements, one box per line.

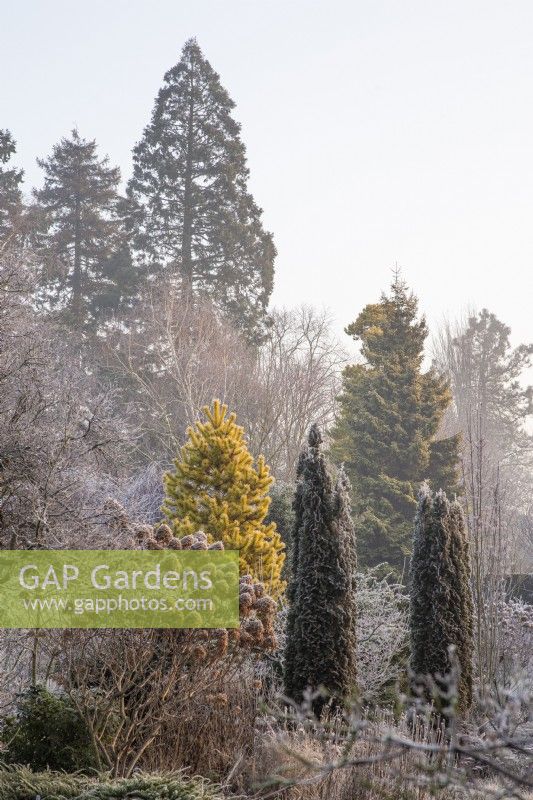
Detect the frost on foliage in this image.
<box><xmin>409</xmin><ymin>483</ymin><xmax>474</xmax><ymax>713</ymax></box>
<box><xmin>497</xmin><ymin>598</ymin><xmax>533</xmax><ymax>691</ymax></box>
<box><xmin>284</xmin><ymin>424</ymin><xmax>357</xmax><ymax>715</ymax></box>
<box><xmin>356</xmin><ymin>569</ymin><xmax>408</xmax><ymax>701</ymax></box>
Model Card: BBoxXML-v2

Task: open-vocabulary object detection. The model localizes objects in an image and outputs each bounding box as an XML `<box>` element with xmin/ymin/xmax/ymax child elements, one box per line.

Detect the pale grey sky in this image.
<box><xmin>2</xmin><ymin>0</ymin><xmax>533</xmax><ymax>354</ymax></box>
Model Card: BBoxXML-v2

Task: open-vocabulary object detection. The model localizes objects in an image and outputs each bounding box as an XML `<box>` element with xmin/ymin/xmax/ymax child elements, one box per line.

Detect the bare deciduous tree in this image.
<box><xmin>433</xmin><ymin>309</ymin><xmax>533</xmax><ymax>690</ymax></box>
<box><xmin>57</xmin><ymin>525</ymin><xmax>278</xmax><ymax>778</ymax></box>
<box><xmin>107</xmin><ymin>289</ymin><xmax>345</xmax><ymax>481</ymax></box>
<box><xmin>0</xmin><ymin>253</ymin><xmax>131</xmax><ymax>550</ymax></box>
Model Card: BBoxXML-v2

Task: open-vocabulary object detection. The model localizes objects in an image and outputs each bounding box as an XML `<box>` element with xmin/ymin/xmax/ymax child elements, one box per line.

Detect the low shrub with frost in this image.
<box><xmin>356</xmin><ymin>568</ymin><xmax>409</xmax><ymax>702</ymax></box>
<box><xmin>497</xmin><ymin>598</ymin><xmax>533</xmax><ymax>691</ymax></box>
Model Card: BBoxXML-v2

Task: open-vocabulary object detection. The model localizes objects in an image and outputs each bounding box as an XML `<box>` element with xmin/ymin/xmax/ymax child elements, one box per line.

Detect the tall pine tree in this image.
<box><xmin>126</xmin><ymin>38</ymin><xmax>275</xmax><ymax>342</ymax></box>
<box><xmin>284</xmin><ymin>425</ymin><xmax>357</xmax><ymax>715</ymax></box>
<box><xmin>162</xmin><ymin>399</ymin><xmax>285</xmax><ymax>598</ymax></box>
<box><xmin>331</xmin><ymin>274</ymin><xmax>460</xmax><ymax>572</ymax></box>
<box><xmin>33</xmin><ymin>129</ymin><xmax>136</xmax><ymax>331</ymax></box>
<box><xmin>0</xmin><ymin>130</ymin><xmax>23</xmax><ymax>246</ymax></box>
<box><xmin>409</xmin><ymin>484</ymin><xmax>474</xmax><ymax>714</ymax></box>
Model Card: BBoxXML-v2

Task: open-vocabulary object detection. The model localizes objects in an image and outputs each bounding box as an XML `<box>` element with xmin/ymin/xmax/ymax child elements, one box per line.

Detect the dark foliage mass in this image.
<box><xmin>32</xmin><ymin>129</ymin><xmax>136</xmax><ymax>331</ymax></box>
<box><xmin>0</xmin><ymin>129</ymin><xmax>23</xmax><ymax>245</ymax></box>
<box><xmin>284</xmin><ymin>424</ymin><xmax>357</xmax><ymax>715</ymax></box>
<box><xmin>127</xmin><ymin>38</ymin><xmax>275</xmax><ymax>342</ymax></box>
<box><xmin>409</xmin><ymin>484</ymin><xmax>474</xmax><ymax>713</ymax></box>
<box><xmin>0</xmin><ymin>686</ymin><xmax>97</xmax><ymax>772</ymax></box>
<box><xmin>332</xmin><ymin>275</ymin><xmax>461</xmax><ymax>573</ymax></box>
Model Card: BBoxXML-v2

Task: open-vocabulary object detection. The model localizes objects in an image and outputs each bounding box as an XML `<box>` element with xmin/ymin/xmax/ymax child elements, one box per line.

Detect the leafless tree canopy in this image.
<box><xmin>0</xmin><ymin>253</ymin><xmax>131</xmax><ymax>550</ymax></box>
<box><xmin>107</xmin><ymin>288</ymin><xmax>345</xmax><ymax>481</ymax></box>
<box><xmin>433</xmin><ymin>310</ymin><xmax>533</xmax><ymax>689</ymax></box>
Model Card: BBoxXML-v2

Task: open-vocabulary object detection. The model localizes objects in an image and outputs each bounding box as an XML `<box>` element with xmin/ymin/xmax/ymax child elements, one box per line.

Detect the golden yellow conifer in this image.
<box><xmin>163</xmin><ymin>399</ymin><xmax>285</xmax><ymax>598</ymax></box>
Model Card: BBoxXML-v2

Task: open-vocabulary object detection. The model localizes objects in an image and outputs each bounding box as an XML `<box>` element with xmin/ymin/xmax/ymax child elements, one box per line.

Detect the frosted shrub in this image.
<box><xmin>356</xmin><ymin>568</ymin><xmax>409</xmax><ymax>702</ymax></box>
<box><xmin>497</xmin><ymin>598</ymin><xmax>533</xmax><ymax>691</ymax></box>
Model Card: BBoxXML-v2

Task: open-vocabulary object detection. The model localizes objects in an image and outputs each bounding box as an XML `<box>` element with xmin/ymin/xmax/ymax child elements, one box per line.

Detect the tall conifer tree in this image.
<box><xmin>126</xmin><ymin>38</ymin><xmax>275</xmax><ymax>342</ymax></box>
<box><xmin>33</xmin><ymin>130</ymin><xmax>136</xmax><ymax>331</ymax></box>
<box><xmin>284</xmin><ymin>425</ymin><xmax>357</xmax><ymax>715</ymax></box>
<box><xmin>0</xmin><ymin>130</ymin><xmax>23</xmax><ymax>245</ymax></box>
<box><xmin>331</xmin><ymin>274</ymin><xmax>460</xmax><ymax>572</ymax></box>
<box><xmin>409</xmin><ymin>484</ymin><xmax>474</xmax><ymax>713</ymax></box>
<box><xmin>163</xmin><ymin>399</ymin><xmax>285</xmax><ymax>598</ymax></box>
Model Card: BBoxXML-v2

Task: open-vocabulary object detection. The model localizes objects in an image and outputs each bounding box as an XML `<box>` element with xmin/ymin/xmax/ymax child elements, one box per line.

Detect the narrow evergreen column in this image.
<box><xmin>284</xmin><ymin>424</ymin><xmax>357</xmax><ymax>715</ymax></box>
<box><xmin>409</xmin><ymin>484</ymin><xmax>474</xmax><ymax>714</ymax></box>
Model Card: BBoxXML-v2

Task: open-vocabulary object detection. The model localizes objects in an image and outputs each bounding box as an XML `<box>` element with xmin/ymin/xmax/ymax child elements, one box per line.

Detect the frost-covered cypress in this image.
<box><xmin>409</xmin><ymin>484</ymin><xmax>473</xmax><ymax>713</ymax></box>
<box><xmin>447</xmin><ymin>498</ymin><xmax>474</xmax><ymax>710</ymax></box>
<box><xmin>284</xmin><ymin>425</ymin><xmax>357</xmax><ymax>715</ymax></box>
<box><xmin>336</xmin><ymin>465</ymin><xmax>358</xmax><ymax>598</ymax></box>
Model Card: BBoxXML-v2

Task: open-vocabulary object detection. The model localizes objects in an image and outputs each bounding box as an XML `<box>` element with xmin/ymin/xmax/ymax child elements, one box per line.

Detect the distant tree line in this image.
<box><xmin>1</xmin><ymin>39</ymin><xmax>274</xmax><ymax>343</ymax></box>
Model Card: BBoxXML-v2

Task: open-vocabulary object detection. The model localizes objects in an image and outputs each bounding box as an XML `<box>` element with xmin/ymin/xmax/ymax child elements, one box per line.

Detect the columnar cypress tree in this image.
<box><xmin>336</xmin><ymin>466</ymin><xmax>358</xmax><ymax>593</ymax></box>
<box><xmin>331</xmin><ymin>274</ymin><xmax>460</xmax><ymax>572</ymax></box>
<box><xmin>0</xmin><ymin>130</ymin><xmax>23</xmax><ymax>245</ymax></box>
<box><xmin>447</xmin><ymin>499</ymin><xmax>474</xmax><ymax>710</ymax></box>
<box><xmin>33</xmin><ymin>129</ymin><xmax>136</xmax><ymax>331</ymax></box>
<box><xmin>126</xmin><ymin>38</ymin><xmax>275</xmax><ymax>342</ymax></box>
<box><xmin>162</xmin><ymin>399</ymin><xmax>285</xmax><ymax>598</ymax></box>
<box><xmin>409</xmin><ymin>484</ymin><xmax>473</xmax><ymax>713</ymax></box>
<box><xmin>284</xmin><ymin>425</ymin><xmax>357</xmax><ymax>715</ymax></box>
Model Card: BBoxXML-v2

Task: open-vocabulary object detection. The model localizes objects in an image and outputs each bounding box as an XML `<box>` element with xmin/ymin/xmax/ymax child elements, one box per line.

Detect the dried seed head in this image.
<box><xmin>168</xmin><ymin>538</ymin><xmax>182</xmax><ymax>550</ymax></box>
<box><xmin>154</xmin><ymin>524</ymin><xmax>173</xmax><ymax>544</ymax></box>
<box><xmin>146</xmin><ymin>538</ymin><xmax>163</xmax><ymax>550</ymax></box>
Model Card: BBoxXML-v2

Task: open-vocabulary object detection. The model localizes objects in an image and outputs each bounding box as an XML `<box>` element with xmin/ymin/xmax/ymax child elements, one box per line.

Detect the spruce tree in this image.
<box><xmin>409</xmin><ymin>484</ymin><xmax>474</xmax><ymax>714</ymax></box>
<box><xmin>0</xmin><ymin>130</ymin><xmax>23</xmax><ymax>245</ymax></box>
<box><xmin>331</xmin><ymin>274</ymin><xmax>460</xmax><ymax>572</ymax></box>
<box><xmin>33</xmin><ymin>129</ymin><xmax>136</xmax><ymax>331</ymax></box>
<box><xmin>126</xmin><ymin>38</ymin><xmax>275</xmax><ymax>342</ymax></box>
<box><xmin>284</xmin><ymin>425</ymin><xmax>357</xmax><ymax>715</ymax></box>
<box><xmin>162</xmin><ymin>399</ymin><xmax>285</xmax><ymax>597</ymax></box>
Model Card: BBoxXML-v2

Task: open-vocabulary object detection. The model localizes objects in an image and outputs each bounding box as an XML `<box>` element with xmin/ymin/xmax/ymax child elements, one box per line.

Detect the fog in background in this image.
<box><xmin>2</xmin><ymin>0</ymin><xmax>533</xmax><ymax>354</ymax></box>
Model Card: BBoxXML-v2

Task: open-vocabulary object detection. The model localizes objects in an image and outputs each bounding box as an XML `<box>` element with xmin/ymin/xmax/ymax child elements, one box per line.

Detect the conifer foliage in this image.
<box><xmin>127</xmin><ymin>38</ymin><xmax>275</xmax><ymax>341</ymax></box>
<box><xmin>33</xmin><ymin>129</ymin><xmax>135</xmax><ymax>330</ymax></box>
<box><xmin>331</xmin><ymin>274</ymin><xmax>460</xmax><ymax>572</ymax></box>
<box><xmin>284</xmin><ymin>425</ymin><xmax>357</xmax><ymax>715</ymax></box>
<box><xmin>163</xmin><ymin>399</ymin><xmax>285</xmax><ymax>597</ymax></box>
<box><xmin>409</xmin><ymin>484</ymin><xmax>474</xmax><ymax>713</ymax></box>
<box><xmin>0</xmin><ymin>129</ymin><xmax>23</xmax><ymax>244</ymax></box>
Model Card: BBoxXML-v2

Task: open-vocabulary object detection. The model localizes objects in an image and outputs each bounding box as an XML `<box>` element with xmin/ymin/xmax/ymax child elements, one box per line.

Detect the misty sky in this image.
<box><xmin>2</xmin><ymin>0</ymin><xmax>533</xmax><ymax>357</ymax></box>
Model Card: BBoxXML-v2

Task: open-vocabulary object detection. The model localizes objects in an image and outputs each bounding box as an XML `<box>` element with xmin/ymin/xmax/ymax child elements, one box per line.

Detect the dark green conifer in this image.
<box><xmin>284</xmin><ymin>425</ymin><xmax>357</xmax><ymax>715</ymax></box>
<box><xmin>409</xmin><ymin>484</ymin><xmax>473</xmax><ymax>714</ymax></box>
<box><xmin>447</xmin><ymin>498</ymin><xmax>474</xmax><ymax>710</ymax></box>
<box><xmin>0</xmin><ymin>129</ymin><xmax>23</xmax><ymax>245</ymax></box>
<box><xmin>126</xmin><ymin>38</ymin><xmax>275</xmax><ymax>342</ymax></box>
<box><xmin>33</xmin><ymin>130</ymin><xmax>136</xmax><ymax>331</ymax></box>
<box><xmin>331</xmin><ymin>274</ymin><xmax>460</xmax><ymax>572</ymax></box>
